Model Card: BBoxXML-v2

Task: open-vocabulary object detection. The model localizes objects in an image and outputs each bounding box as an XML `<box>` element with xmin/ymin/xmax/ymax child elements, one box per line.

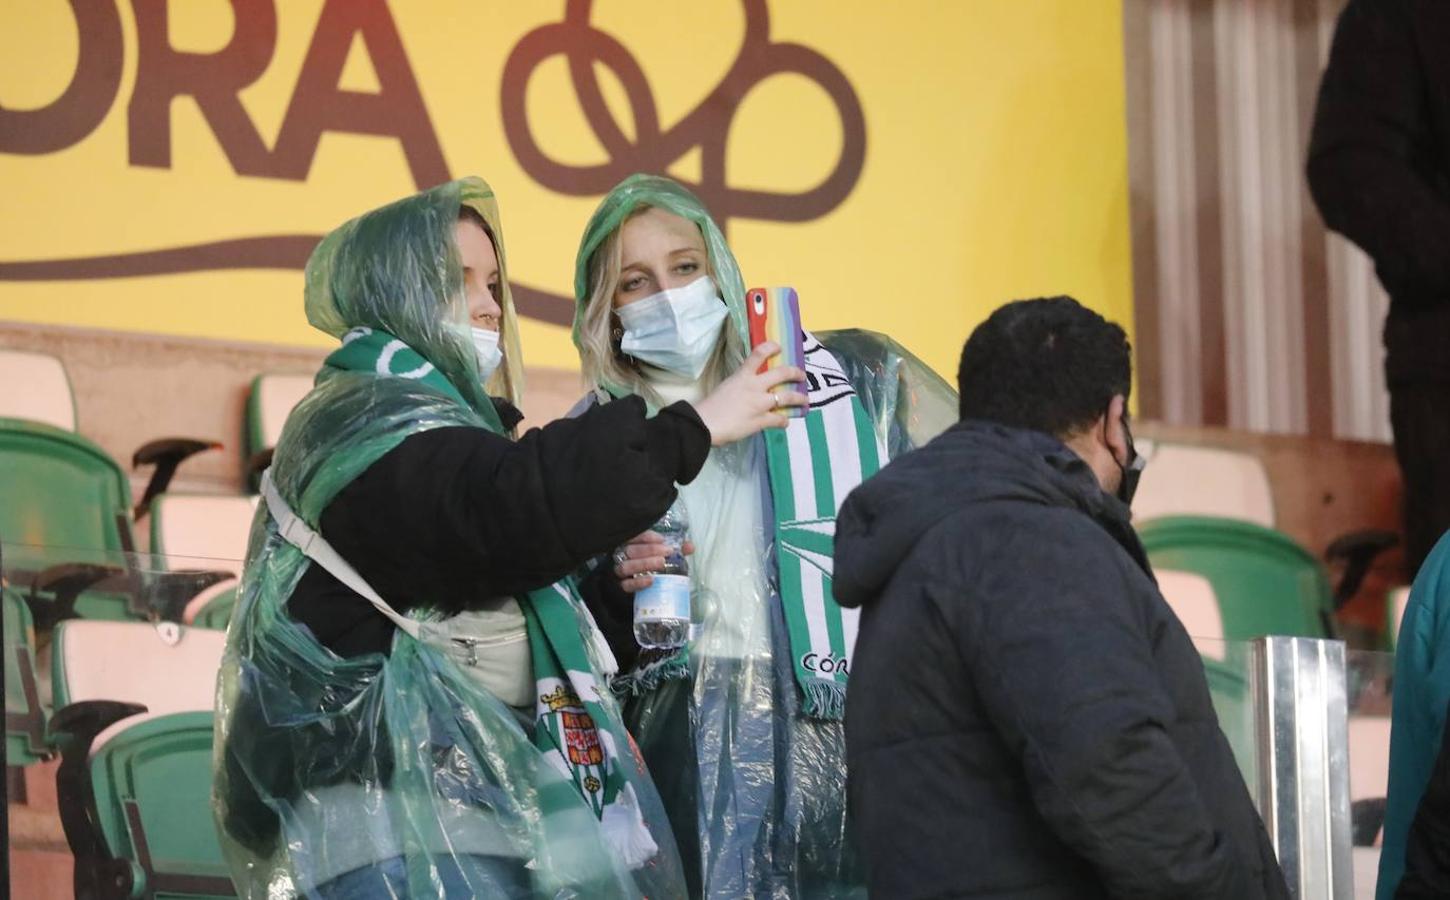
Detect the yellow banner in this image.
<box><xmin>0</xmin><ymin>0</ymin><xmax>1132</xmax><ymax>378</ymax></box>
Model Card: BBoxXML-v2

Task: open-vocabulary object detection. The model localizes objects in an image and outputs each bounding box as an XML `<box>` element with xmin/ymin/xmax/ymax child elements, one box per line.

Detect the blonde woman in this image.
<box><xmin>570</xmin><ymin>174</ymin><xmax>956</xmax><ymax>899</ymax></box>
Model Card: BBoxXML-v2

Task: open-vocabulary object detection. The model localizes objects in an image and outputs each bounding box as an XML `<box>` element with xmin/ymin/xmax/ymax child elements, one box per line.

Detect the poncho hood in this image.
<box><xmin>570</xmin><ymin>174</ymin><xmax>747</xmax><ymax>396</ymax></box>
<box><xmin>305</xmin><ymin>176</ymin><xmax>524</xmax><ymax>413</ymax></box>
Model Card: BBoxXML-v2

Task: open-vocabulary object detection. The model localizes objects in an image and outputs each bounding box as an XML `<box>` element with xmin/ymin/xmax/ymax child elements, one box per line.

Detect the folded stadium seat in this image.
<box><xmin>1136</xmin><ymin>437</ymin><xmax>1401</xmax><ymax>628</ymax></box>
<box><xmin>1132</xmin><ymin>442</ymin><xmax>1276</xmax><ymax>528</ymax></box>
<box><xmin>1138</xmin><ymin>516</ymin><xmax>1334</xmax><ymax>639</ymax></box>
<box><xmin>0</xmin><ymin>348</ymin><xmax>76</xmax><ymax>431</ymax></box>
<box><xmin>48</xmin><ymin>619</ymin><xmax>234</xmax><ymax>898</ymax></box>
<box><xmin>242</xmin><ymin>373</ymin><xmax>312</xmax><ymax>489</ymax></box>
<box><xmin>148</xmin><ymin>494</ymin><xmax>255</xmax><ymax>629</ymax></box>
<box><xmin>1155</xmin><ymin>569</ymin><xmax>1227</xmax><ymax>660</ymax></box>
<box><xmin>1348</xmin><ymin>714</ymin><xmax>1391</xmax><ymax>881</ymax></box>
<box><xmin>5</xmin><ymin>589</ymin><xmax>52</xmax><ymax>767</ymax></box>
<box><xmin>148</xmin><ymin>495</ymin><xmax>256</xmax><ymax>578</ymax></box>
<box><xmin>1386</xmin><ymin>586</ymin><xmax>1412</xmax><ymax>651</ymax></box>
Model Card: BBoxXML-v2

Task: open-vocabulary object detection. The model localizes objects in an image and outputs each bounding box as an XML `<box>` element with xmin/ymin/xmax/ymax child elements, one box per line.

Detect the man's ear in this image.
<box><xmin>1104</xmin><ymin>394</ymin><xmax>1130</xmax><ymax>462</ymax></box>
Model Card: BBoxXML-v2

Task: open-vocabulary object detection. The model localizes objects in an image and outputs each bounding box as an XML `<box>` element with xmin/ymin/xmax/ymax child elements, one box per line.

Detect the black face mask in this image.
<box><xmin>1114</xmin><ymin>412</ymin><xmax>1147</xmax><ymax>507</ymax></box>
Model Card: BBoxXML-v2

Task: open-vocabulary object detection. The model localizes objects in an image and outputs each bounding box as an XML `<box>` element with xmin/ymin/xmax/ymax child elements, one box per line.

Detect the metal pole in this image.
<box><xmin>1253</xmin><ymin>636</ymin><xmax>1354</xmax><ymax>900</ymax></box>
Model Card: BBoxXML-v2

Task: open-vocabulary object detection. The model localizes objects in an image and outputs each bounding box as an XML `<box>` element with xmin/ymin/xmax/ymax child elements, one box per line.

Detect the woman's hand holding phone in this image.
<box><xmin>691</xmin><ymin>342</ymin><xmax>807</xmax><ymax>446</ymax></box>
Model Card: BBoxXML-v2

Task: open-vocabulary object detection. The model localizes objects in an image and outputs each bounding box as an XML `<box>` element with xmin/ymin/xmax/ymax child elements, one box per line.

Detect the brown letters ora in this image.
<box><xmin>0</xmin><ymin>0</ymin><xmax>450</xmax><ymax>189</ymax></box>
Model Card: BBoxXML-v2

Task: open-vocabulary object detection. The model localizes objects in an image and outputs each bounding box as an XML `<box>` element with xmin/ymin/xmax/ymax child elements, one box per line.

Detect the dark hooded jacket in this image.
<box><xmin>833</xmin><ymin>421</ymin><xmax>1289</xmax><ymax>900</ymax></box>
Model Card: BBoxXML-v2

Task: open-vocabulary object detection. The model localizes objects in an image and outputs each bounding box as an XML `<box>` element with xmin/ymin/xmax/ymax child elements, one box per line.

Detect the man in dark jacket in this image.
<box><xmin>834</xmin><ymin>297</ymin><xmax>1289</xmax><ymax>899</ymax></box>
<box><xmin>1307</xmin><ymin>0</ymin><xmax>1450</xmax><ymax>578</ymax></box>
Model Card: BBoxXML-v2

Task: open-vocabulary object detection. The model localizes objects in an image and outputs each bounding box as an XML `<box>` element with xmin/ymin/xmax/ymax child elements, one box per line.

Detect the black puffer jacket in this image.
<box><xmin>834</xmin><ymin>421</ymin><xmax>1289</xmax><ymax>899</ymax></box>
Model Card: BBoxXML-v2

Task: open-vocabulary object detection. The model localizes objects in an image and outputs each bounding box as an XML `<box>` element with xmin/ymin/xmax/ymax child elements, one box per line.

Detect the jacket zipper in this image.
<box><xmin>449</xmin><ymin>628</ymin><xmax>528</xmax><ymax>667</ymax></box>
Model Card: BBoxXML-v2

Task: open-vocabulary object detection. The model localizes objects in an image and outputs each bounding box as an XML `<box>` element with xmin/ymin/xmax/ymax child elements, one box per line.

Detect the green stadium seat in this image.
<box><xmin>0</xmin><ymin>349</ymin><xmax>220</xmax><ymax>523</ymax></box>
<box><xmin>180</xmin><ymin>581</ymin><xmax>238</xmax><ymax>631</ymax></box>
<box><xmin>0</xmin><ymin>417</ymin><xmax>134</xmax><ymax>561</ymax></box>
<box><xmin>0</xmin><ymin>416</ymin><xmax>141</xmax><ymax>622</ymax></box>
<box><xmin>48</xmin><ymin>619</ymin><xmax>234</xmax><ymax>897</ymax></box>
<box><xmin>0</xmin><ymin>419</ymin><xmax>235</xmax><ymax>623</ymax></box>
<box><xmin>5</xmin><ymin>589</ymin><xmax>53</xmax><ymax>767</ymax></box>
<box><xmin>1139</xmin><ymin>516</ymin><xmax>1333</xmax><ymax>639</ymax></box>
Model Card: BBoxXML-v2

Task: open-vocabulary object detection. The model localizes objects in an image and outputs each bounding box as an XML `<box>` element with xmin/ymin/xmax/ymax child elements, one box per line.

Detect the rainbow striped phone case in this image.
<box><xmin>746</xmin><ymin>286</ymin><xmax>807</xmax><ymax>418</ymax></box>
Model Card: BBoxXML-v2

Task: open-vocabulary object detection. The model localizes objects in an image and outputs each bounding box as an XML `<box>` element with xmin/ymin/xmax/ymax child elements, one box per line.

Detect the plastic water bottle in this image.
<box><xmin>632</xmin><ymin>497</ymin><xmax>692</xmax><ymax>649</ymax></box>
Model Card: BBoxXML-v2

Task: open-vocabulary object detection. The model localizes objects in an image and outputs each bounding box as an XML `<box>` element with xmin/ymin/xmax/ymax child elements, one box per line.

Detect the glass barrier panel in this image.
<box><xmin>1346</xmin><ymin>648</ymin><xmax>1394</xmax><ymax>900</ymax></box>
<box><xmin>1191</xmin><ymin>635</ymin><xmax>1392</xmax><ymax>900</ymax></box>
<box><xmin>1194</xmin><ymin>635</ymin><xmax>1261</xmax><ymax>793</ymax></box>
<box><xmin>2</xmin><ymin>542</ymin><xmax>244</xmax><ymax>628</ymax></box>
<box><xmin>4</xmin><ymin>540</ymin><xmax>244</xmax><ymax>895</ymax></box>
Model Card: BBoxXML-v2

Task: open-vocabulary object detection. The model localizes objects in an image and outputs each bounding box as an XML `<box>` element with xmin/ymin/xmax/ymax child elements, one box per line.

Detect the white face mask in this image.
<box><xmin>447</xmin><ymin>321</ymin><xmax>504</xmax><ymax>384</ymax></box>
<box><xmin>617</xmin><ymin>275</ymin><xmax>728</xmax><ymax>379</ymax></box>
<box><xmin>470</xmin><ymin>326</ymin><xmax>504</xmax><ymax>384</ymax></box>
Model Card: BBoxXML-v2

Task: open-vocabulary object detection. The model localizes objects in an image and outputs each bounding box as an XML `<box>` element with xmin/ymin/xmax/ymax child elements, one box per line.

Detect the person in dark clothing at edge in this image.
<box><xmin>833</xmin><ymin>297</ymin><xmax>1290</xmax><ymax>900</ymax></box>
<box><xmin>1307</xmin><ymin>0</ymin><xmax>1450</xmax><ymax>580</ymax></box>
<box><xmin>1398</xmin><ymin>704</ymin><xmax>1450</xmax><ymax>898</ymax></box>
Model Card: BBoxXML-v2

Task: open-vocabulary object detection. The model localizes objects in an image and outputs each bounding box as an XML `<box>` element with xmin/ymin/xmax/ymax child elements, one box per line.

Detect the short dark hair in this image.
<box><xmin>957</xmin><ymin>296</ymin><xmax>1132</xmax><ymax>437</ymax></box>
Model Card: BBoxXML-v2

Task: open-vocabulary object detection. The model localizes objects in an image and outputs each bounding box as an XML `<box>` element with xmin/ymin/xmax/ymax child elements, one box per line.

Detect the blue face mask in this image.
<box><xmin>617</xmin><ymin>275</ymin><xmax>728</xmax><ymax>379</ymax></box>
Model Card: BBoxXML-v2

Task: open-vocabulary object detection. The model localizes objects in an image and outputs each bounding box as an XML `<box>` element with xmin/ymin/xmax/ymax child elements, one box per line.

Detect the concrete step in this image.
<box><xmin>7</xmin><ymin>845</ymin><xmax>72</xmax><ymax>899</ymax></box>
<box><xmin>9</xmin><ymin>759</ymin><xmax>72</xmax><ymax>899</ymax></box>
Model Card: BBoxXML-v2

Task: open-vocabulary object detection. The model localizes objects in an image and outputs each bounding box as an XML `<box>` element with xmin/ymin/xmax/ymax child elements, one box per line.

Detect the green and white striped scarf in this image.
<box><xmin>327</xmin><ymin>327</ymin><xmax>657</xmax><ymax>865</ymax></box>
<box><xmin>765</xmin><ymin>331</ymin><xmax>883</xmax><ymax>719</ymax></box>
<box><xmin>618</xmin><ymin>332</ymin><xmax>882</xmax><ymax>720</ymax></box>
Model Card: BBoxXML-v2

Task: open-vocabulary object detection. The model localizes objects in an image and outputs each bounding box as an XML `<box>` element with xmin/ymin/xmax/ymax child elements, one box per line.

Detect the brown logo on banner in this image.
<box><xmin>0</xmin><ymin>0</ymin><xmax>864</xmax><ymax>326</ymax></box>
<box><xmin>501</xmin><ymin>0</ymin><xmax>866</xmax><ymax>321</ymax></box>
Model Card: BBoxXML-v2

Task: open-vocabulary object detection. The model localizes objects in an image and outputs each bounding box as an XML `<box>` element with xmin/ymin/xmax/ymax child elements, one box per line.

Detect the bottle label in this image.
<box><xmin>634</xmin><ymin>574</ymin><xmax>692</xmax><ymax>623</ymax></box>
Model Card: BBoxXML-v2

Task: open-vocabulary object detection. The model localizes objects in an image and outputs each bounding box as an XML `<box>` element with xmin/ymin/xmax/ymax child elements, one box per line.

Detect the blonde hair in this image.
<box><xmin>578</xmin><ymin>205</ymin><xmax>742</xmax><ymax>406</ymax></box>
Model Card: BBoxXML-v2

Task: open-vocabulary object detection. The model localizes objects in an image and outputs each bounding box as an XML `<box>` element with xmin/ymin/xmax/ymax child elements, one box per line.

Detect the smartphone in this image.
<box><xmin>746</xmin><ymin>286</ymin><xmax>807</xmax><ymax>418</ymax></box>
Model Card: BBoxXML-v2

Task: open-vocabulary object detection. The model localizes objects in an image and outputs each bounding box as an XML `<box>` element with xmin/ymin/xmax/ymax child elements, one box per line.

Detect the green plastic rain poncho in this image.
<box><xmin>212</xmin><ymin>177</ymin><xmax>685</xmax><ymax>899</ymax></box>
<box><xmin>571</xmin><ymin>175</ymin><xmax>958</xmax><ymax>899</ymax></box>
